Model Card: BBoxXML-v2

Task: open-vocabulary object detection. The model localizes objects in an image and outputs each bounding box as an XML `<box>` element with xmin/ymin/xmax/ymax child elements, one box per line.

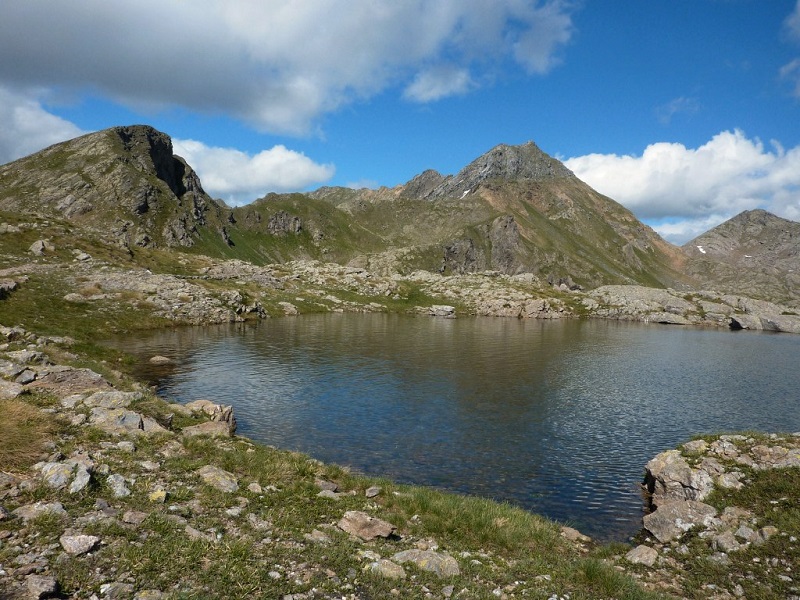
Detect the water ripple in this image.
<box><xmin>108</xmin><ymin>315</ymin><xmax>800</xmax><ymax>541</ymax></box>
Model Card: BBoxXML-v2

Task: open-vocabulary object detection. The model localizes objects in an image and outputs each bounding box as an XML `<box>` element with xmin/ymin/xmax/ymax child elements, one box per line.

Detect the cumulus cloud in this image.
<box><xmin>0</xmin><ymin>1</ymin><xmax>575</xmax><ymax>135</ymax></box>
<box><xmin>404</xmin><ymin>66</ymin><xmax>475</xmax><ymax>102</ymax></box>
<box><xmin>0</xmin><ymin>86</ymin><xmax>85</xmax><ymax>164</ymax></box>
<box><xmin>564</xmin><ymin>130</ymin><xmax>800</xmax><ymax>244</ymax></box>
<box><xmin>173</xmin><ymin>139</ymin><xmax>335</xmax><ymax>205</ymax></box>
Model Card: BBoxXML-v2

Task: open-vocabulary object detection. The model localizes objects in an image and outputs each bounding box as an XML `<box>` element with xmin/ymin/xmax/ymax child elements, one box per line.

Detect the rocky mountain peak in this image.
<box><xmin>403</xmin><ymin>141</ymin><xmax>575</xmax><ymax>200</ymax></box>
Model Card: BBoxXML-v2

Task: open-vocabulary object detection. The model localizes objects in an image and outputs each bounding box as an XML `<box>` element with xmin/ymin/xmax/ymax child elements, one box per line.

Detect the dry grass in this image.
<box><xmin>0</xmin><ymin>399</ymin><xmax>54</xmax><ymax>470</ymax></box>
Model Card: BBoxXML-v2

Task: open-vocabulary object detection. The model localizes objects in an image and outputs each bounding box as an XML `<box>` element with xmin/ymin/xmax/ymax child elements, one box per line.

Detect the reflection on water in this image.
<box><xmin>108</xmin><ymin>315</ymin><xmax>800</xmax><ymax>540</ymax></box>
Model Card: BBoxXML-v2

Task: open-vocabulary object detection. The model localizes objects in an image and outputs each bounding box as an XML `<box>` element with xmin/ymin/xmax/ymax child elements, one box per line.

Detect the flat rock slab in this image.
<box><xmin>196</xmin><ymin>465</ymin><xmax>239</xmax><ymax>493</ymax></box>
<box><xmin>643</xmin><ymin>500</ymin><xmax>718</xmax><ymax>543</ymax></box>
<box><xmin>0</xmin><ymin>379</ymin><xmax>24</xmax><ymax>399</ymax></box>
<box><xmin>337</xmin><ymin>510</ymin><xmax>396</xmax><ymax>541</ymax></box>
<box><xmin>83</xmin><ymin>390</ymin><xmax>143</xmax><ymax>408</ymax></box>
<box><xmin>13</xmin><ymin>501</ymin><xmax>66</xmax><ymax>522</ymax></box>
<box><xmin>60</xmin><ymin>534</ymin><xmax>100</xmax><ymax>555</ymax></box>
<box><xmin>368</xmin><ymin>559</ymin><xmax>407</xmax><ymax>579</ymax></box>
<box><xmin>392</xmin><ymin>549</ymin><xmax>461</xmax><ymax>577</ymax></box>
<box><xmin>26</xmin><ymin>368</ymin><xmax>112</xmax><ymax>397</ymax></box>
<box><xmin>181</xmin><ymin>420</ymin><xmax>233</xmax><ymax>438</ymax></box>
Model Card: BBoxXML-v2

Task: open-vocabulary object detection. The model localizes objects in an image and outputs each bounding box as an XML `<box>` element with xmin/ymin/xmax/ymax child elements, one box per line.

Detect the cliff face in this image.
<box><xmin>0</xmin><ymin>125</ymin><xmax>226</xmax><ymax>249</ymax></box>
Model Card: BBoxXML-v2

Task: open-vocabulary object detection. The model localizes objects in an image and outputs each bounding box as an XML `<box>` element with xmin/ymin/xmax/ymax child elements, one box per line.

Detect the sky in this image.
<box><xmin>1</xmin><ymin>1</ymin><xmax>800</xmax><ymax>245</ymax></box>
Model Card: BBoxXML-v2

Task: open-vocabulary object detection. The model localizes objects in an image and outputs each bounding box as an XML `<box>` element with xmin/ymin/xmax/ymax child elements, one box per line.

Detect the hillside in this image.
<box><xmin>683</xmin><ymin>209</ymin><xmax>800</xmax><ymax>307</ymax></box>
<box><xmin>0</xmin><ymin>125</ymin><xmax>690</xmax><ymax>289</ymax></box>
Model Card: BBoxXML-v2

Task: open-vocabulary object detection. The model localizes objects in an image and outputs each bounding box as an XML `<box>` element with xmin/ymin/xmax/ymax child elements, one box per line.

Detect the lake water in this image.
<box><xmin>109</xmin><ymin>315</ymin><xmax>800</xmax><ymax>541</ymax></box>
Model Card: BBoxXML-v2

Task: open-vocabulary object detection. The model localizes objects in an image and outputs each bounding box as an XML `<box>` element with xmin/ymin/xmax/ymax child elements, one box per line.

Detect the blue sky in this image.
<box><xmin>1</xmin><ymin>1</ymin><xmax>799</xmax><ymax>244</ymax></box>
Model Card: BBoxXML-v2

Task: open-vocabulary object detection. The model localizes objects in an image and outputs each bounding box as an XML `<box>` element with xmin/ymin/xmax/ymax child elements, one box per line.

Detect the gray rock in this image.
<box><xmin>148</xmin><ymin>355</ymin><xmax>172</xmax><ymax>365</ymax></box>
<box><xmin>13</xmin><ymin>501</ymin><xmax>67</xmax><ymax>522</ymax></box>
<box><xmin>642</xmin><ymin>500</ymin><xmax>718</xmax><ymax>543</ymax></box>
<box><xmin>69</xmin><ymin>465</ymin><xmax>92</xmax><ymax>494</ymax></box>
<box><xmin>712</xmin><ymin>531</ymin><xmax>741</xmax><ymax>553</ymax></box>
<box><xmin>317</xmin><ymin>489</ymin><xmax>340</xmax><ymax>500</ymax></box>
<box><xmin>26</xmin><ymin>574</ymin><xmax>59</xmax><ymax>599</ymax></box>
<box><xmin>40</xmin><ymin>462</ymin><xmax>75</xmax><ymax>489</ymax></box>
<box><xmin>59</xmin><ymin>534</ymin><xmax>100</xmax><ymax>555</ymax></box>
<box><xmin>392</xmin><ymin>549</ymin><xmax>461</xmax><ymax>577</ymax></box>
<box><xmin>107</xmin><ymin>473</ymin><xmax>131</xmax><ymax>498</ymax></box>
<box><xmin>181</xmin><ymin>420</ymin><xmax>233</xmax><ymax>438</ymax></box>
<box><xmin>315</xmin><ymin>478</ymin><xmax>339</xmax><ymax>492</ymax></box>
<box><xmin>122</xmin><ymin>511</ymin><xmax>149</xmax><ymax>525</ymax></box>
<box><xmin>15</xmin><ymin>369</ymin><xmax>37</xmax><ymax>384</ymax></box>
<box><xmin>644</xmin><ymin>450</ymin><xmax>715</xmax><ymax>506</ymax></box>
<box><xmin>196</xmin><ymin>465</ymin><xmax>239</xmax><ymax>493</ymax></box>
<box><xmin>625</xmin><ymin>544</ymin><xmax>659</xmax><ymax>566</ymax></box>
<box><xmin>337</xmin><ymin>510</ymin><xmax>396</xmax><ymax>541</ymax></box>
<box><xmin>365</xmin><ymin>486</ymin><xmax>382</xmax><ymax>498</ymax></box>
<box><xmin>83</xmin><ymin>390</ymin><xmax>142</xmax><ymax>408</ymax></box>
<box><xmin>368</xmin><ymin>559</ymin><xmax>407</xmax><ymax>579</ymax></box>
<box><xmin>0</xmin><ymin>379</ymin><xmax>24</xmax><ymax>399</ymax></box>
<box><xmin>101</xmin><ymin>582</ymin><xmax>135</xmax><ymax>599</ymax></box>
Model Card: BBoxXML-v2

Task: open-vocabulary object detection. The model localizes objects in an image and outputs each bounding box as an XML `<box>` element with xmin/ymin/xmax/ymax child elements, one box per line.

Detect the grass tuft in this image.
<box><xmin>0</xmin><ymin>399</ymin><xmax>55</xmax><ymax>470</ymax></box>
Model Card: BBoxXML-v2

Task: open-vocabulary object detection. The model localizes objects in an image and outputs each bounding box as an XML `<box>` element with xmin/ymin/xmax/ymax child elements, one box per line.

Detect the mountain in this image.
<box><xmin>683</xmin><ymin>209</ymin><xmax>800</xmax><ymax>306</ymax></box>
<box><xmin>0</xmin><ymin>125</ymin><xmax>229</xmax><ymax>249</ymax></box>
<box><xmin>0</xmin><ymin>125</ymin><xmax>687</xmax><ymax>289</ymax></box>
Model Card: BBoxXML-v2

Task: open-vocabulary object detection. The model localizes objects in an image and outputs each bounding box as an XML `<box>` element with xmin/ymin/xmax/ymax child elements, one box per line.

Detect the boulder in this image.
<box><xmin>26</xmin><ymin>574</ymin><xmax>59</xmax><ymax>599</ymax></box>
<box><xmin>642</xmin><ymin>500</ymin><xmax>718</xmax><ymax>543</ymax></box>
<box><xmin>644</xmin><ymin>450</ymin><xmax>715</xmax><ymax>507</ymax></box>
<box><xmin>13</xmin><ymin>501</ymin><xmax>67</xmax><ymax>522</ymax></box>
<box><xmin>368</xmin><ymin>559</ymin><xmax>407</xmax><ymax>579</ymax></box>
<box><xmin>60</xmin><ymin>534</ymin><xmax>100</xmax><ymax>555</ymax></box>
<box><xmin>625</xmin><ymin>544</ymin><xmax>658</xmax><ymax>566</ymax></box>
<box><xmin>40</xmin><ymin>462</ymin><xmax>75</xmax><ymax>489</ymax></box>
<box><xmin>196</xmin><ymin>465</ymin><xmax>239</xmax><ymax>493</ymax></box>
<box><xmin>181</xmin><ymin>420</ymin><xmax>233</xmax><ymax>438</ymax></box>
<box><xmin>337</xmin><ymin>510</ymin><xmax>396</xmax><ymax>541</ymax></box>
<box><xmin>392</xmin><ymin>549</ymin><xmax>461</xmax><ymax>577</ymax></box>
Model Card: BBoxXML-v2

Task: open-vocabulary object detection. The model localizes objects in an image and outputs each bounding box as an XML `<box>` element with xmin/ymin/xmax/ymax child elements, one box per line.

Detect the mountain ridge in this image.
<box><xmin>1</xmin><ymin>124</ymin><xmax>798</xmax><ymax>305</ymax></box>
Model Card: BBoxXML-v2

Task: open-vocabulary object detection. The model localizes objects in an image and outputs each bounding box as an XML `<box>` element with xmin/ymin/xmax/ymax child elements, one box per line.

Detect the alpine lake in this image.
<box><xmin>107</xmin><ymin>314</ymin><xmax>800</xmax><ymax>541</ymax></box>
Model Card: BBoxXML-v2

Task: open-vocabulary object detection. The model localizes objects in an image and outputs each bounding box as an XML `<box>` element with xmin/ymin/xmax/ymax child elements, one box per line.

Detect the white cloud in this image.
<box><xmin>173</xmin><ymin>139</ymin><xmax>335</xmax><ymax>205</ymax></box>
<box><xmin>780</xmin><ymin>58</ymin><xmax>800</xmax><ymax>98</ymax></box>
<box><xmin>0</xmin><ymin>86</ymin><xmax>85</xmax><ymax>164</ymax></box>
<box><xmin>784</xmin><ymin>0</ymin><xmax>800</xmax><ymax>42</ymax></box>
<box><xmin>655</xmin><ymin>96</ymin><xmax>700</xmax><ymax>125</ymax></box>
<box><xmin>565</xmin><ymin>130</ymin><xmax>800</xmax><ymax>244</ymax></box>
<box><xmin>404</xmin><ymin>66</ymin><xmax>475</xmax><ymax>102</ymax></box>
<box><xmin>0</xmin><ymin>1</ymin><xmax>575</xmax><ymax>135</ymax></box>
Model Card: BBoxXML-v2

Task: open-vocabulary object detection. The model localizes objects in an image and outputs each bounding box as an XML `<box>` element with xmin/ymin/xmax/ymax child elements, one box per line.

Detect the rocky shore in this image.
<box><xmin>2</xmin><ymin>320</ymin><xmax>799</xmax><ymax>599</ymax></box>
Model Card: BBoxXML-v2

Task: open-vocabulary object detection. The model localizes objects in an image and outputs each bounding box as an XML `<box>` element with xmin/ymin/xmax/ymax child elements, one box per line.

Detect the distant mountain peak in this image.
<box><xmin>403</xmin><ymin>141</ymin><xmax>574</xmax><ymax>200</ymax></box>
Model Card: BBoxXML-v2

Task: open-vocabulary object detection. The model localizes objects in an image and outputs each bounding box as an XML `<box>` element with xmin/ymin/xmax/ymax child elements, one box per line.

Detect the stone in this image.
<box><xmin>107</xmin><ymin>473</ymin><xmax>131</xmax><ymax>497</ymax></box>
<box><xmin>368</xmin><ymin>559</ymin><xmax>407</xmax><ymax>579</ymax></box>
<box><xmin>133</xmin><ymin>591</ymin><xmax>164</xmax><ymax>600</ymax></box>
<box><xmin>682</xmin><ymin>439</ymin><xmax>709</xmax><ymax>454</ymax></box>
<box><xmin>0</xmin><ymin>379</ymin><xmax>24</xmax><ymax>399</ymax></box>
<box><xmin>15</xmin><ymin>369</ymin><xmax>37</xmax><ymax>384</ymax></box>
<box><xmin>149</xmin><ymin>355</ymin><xmax>172</xmax><ymax>365</ymax></box>
<box><xmin>89</xmin><ymin>407</ymin><xmax>169</xmax><ymax>436</ymax></box>
<box><xmin>84</xmin><ymin>390</ymin><xmax>142</xmax><ymax>408</ymax></box>
<box><xmin>560</xmin><ymin>526</ymin><xmax>591</xmax><ymax>543</ymax></box>
<box><xmin>429</xmin><ymin>305</ymin><xmax>456</xmax><ymax>318</ymax></box>
<box><xmin>60</xmin><ymin>534</ymin><xmax>100</xmax><ymax>555</ymax></box>
<box><xmin>100</xmin><ymin>582</ymin><xmax>135</xmax><ymax>599</ymax></box>
<box><xmin>625</xmin><ymin>544</ymin><xmax>659</xmax><ymax>566</ymax></box>
<box><xmin>122</xmin><ymin>511</ymin><xmax>149</xmax><ymax>525</ymax></box>
<box><xmin>149</xmin><ymin>489</ymin><xmax>168</xmax><ymax>503</ymax></box>
<box><xmin>717</xmin><ymin>472</ymin><xmax>745</xmax><ymax>490</ymax></box>
<box><xmin>642</xmin><ymin>500</ymin><xmax>718</xmax><ymax>543</ymax></box>
<box><xmin>196</xmin><ymin>465</ymin><xmax>239</xmax><ymax>493</ymax></box>
<box><xmin>181</xmin><ymin>420</ymin><xmax>233</xmax><ymax>438</ymax></box>
<box><xmin>644</xmin><ymin>450</ymin><xmax>714</xmax><ymax>506</ymax></box>
<box><xmin>317</xmin><ymin>489</ymin><xmax>340</xmax><ymax>500</ymax></box>
<box><xmin>40</xmin><ymin>462</ymin><xmax>75</xmax><ymax>489</ymax></box>
<box><xmin>304</xmin><ymin>529</ymin><xmax>332</xmax><ymax>544</ymax></box>
<box><xmin>337</xmin><ymin>510</ymin><xmax>396</xmax><ymax>541</ymax></box>
<box><xmin>365</xmin><ymin>486</ymin><xmax>381</xmax><ymax>498</ymax></box>
<box><xmin>713</xmin><ymin>531</ymin><xmax>741</xmax><ymax>553</ymax></box>
<box><xmin>247</xmin><ymin>482</ymin><xmax>263</xmax><ymax>494</ymax></box>
<box><xmin>69</xmin><ymin>465</ymin><xmax>92</xmax><ymax>494</ymax></box>
<box><xmin>26</xmin><ymin>574</ymin><xmax>59</xmax><ymax>599</ymax></box>
<box><xmin>315</xmin><ymin>478</ymin><xmax>339</xmax><ymax>492</ymax></box>
<box><xmin>392</xmin><ymin>549</ymin><xmax>461</xmax><ymax>577</ymax></box>
<box><xmin>13</xmin><ymin>501</ymin><xmax>66</xmax><ymax>522</ymax></box>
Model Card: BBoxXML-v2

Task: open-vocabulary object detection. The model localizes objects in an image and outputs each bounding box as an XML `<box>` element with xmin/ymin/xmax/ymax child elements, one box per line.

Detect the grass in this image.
<box><xmin>0</xmin><ymin>399</ymin><xmax>56</xmax><ymax>470</ymax></box>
